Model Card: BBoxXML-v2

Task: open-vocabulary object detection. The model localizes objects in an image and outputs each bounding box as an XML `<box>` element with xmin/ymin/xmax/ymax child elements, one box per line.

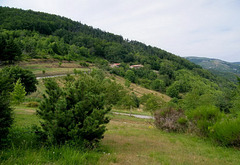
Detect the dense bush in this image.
<box><xmin>0</xmin><ymin>35</ymin><xmax>21</xmax><ymax>64</ymax></box>
<box><xmin>1</xmin><ymin>66</ymin><xmax>38</xmax><ymax>94</ymax></box>
<box><xmin>37</xmin><ymin>73</ymin><xmax>111</xmax><ymax>147</ymax></box>
<box><xmin>210</xmin><ymin>116</ymin><xmax>240</xmax><ymax>146</ymax></box>
<box><xmin>154</xmin><ymin>108</ymin><xmax>187</xmax><ymax>132</ymax></box>
<box><xmin>186</xmin><ymin>105</ymin><xmax>222</xmax><ymax>136</ymax></box>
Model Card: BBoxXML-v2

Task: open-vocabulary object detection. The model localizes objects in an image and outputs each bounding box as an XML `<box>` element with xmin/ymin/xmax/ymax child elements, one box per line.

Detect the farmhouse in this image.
<box><xmin>110</xmin><ymin>63</ymin><xmax>121</xmax><ymax>68</ymax></box>
<box><xmin>130</xmin><ymin>64</ymin><xmax>144</xmax><ymax>69</ymax></box>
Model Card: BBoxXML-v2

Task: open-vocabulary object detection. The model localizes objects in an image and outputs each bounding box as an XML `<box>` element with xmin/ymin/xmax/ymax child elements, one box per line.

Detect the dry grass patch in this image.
<box><xmin>113</xmin><ymin>75</ymin><xmax>171</xmax><ymax>102</ymax></box>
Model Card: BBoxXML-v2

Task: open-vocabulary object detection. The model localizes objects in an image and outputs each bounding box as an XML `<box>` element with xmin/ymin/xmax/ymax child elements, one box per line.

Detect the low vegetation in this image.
<box><xmin>1</xmin><ymin>105</ymin><xmax>240</xmax><ymax>164</ymax></box>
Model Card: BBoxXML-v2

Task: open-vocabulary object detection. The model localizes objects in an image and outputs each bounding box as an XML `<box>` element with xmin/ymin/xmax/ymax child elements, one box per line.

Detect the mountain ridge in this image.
<box><xmin>186</xmin><ymin>56</ymin><xmax>240</xmax><ymax>82</ymax></box>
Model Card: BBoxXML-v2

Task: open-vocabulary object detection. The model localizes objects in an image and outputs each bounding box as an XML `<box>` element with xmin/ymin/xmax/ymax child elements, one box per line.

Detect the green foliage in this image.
<box><xmin>141</xmin><ymin>94</ymin><xmax>165</xmax><ymax>113</ymax></box>
<box><xmin>124</xmin><ymin>79</ymin><xmax>131</xmax><ymax>87</ymax></box>
<box><xmin>229</xmin><ymin>84</ymin><xmax>240</xmax><ymax>114</ymax></box>
<box><xmin>79</xmin><ymin>62</ymin><xmax>89</xmax><ymax>67</ymax></box>
<box><xmin>125</xmin><ymin>70</ymin><xmax>136</xmax><ymax>83</ymax></box>
<box><xmin>151</xmin><ymin>79</ymin><xmax>165</xmax><ymax>92</ymax></box>
<box><xmin>0</xmin><ymin>35</ymin><xmax>21</xmax><ymax>64</ymax></box>
<box><xmin>210</xmin><ymin>115</ymin><xmax>240</xmax><ymax>146</ymax></box>
<box><xmin>37</xmin><ymin>73</ymin><xmax>111</xmax><ymax>147</ymax></box>
<box><xmin>10</xmin><ymin>79</ymin><xmax>27</xmax><ymax>105</ymax></box>
<box><xmin>186</xmin><ymin>105</ymin><xmax>222</xmax><ymax>136</ymax></box>
<box><xmin>0</xmin><ymin>72</ymin><xmax>13</xmax><ymax>148</ymax></box>
<box><xmin>90</xmin><ymin>69</ymin><xmax>105</xmax><ymax>82</ymax></box>
<box><xmin>1</xmin><ymin>66</ymin><xmax>38</xmax><ymax>94</ymax></box>
<box><xmin>159</xmin><ymin>60</ymin><xmax>175</xmax><ymax>79</ymax></box>
<box><xmin>102</xmin><ymin>78</ymin><xmax>127</xmax><ymax>105</ymax></box>
<box><xmin>166</xmin><ymin>84</ymin><xmax>179</xmax><ymax>98</ymax></box>
<box><xmin>118</xmin><ymin>93</ymin><xmax>140</xmax><ymax>110</ymax></box>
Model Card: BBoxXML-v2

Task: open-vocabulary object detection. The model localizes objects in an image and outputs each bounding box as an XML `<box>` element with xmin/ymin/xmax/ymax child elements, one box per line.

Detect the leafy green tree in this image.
<box><xmin>144</xmin><ymin>95</ymin><xmax>163</xmax><ymax>113</ymax></box>
<box><xmin>119</xmin><ymin>94</ymin><xmax>137</xmax><ymax>110</ymax></box>
<box><xmin>166</xmin><ymin>84</ymin><xmax>179</xmax><ymax>98</ymax></box>
<box><xmin>10</xmin><ymin>79</ymin><xmax>27</xmax><ymax>105</ymax></box>
<box><xmin>159</xmin><ymin>60</ymin><xmax>175</xmax><ymax>79</ymax></box>
<box><xmin>1</xmin><ymin>66</ymin><xmax>38</xmax><ymax>94</ymax></box>
<box><xmin>37</xmin><ymin>74</ymin><xmax>110</xmax><ymax>147</ymax></box>
<box><xmin>125</xmin><ymin>70</ymin><xmax>136</xmax><ymax>83</ymax></box>
<box><xmin>103</xmin><ymin>78</ymin><xmax>126</xmax><ymax>105</ymax></box>
<box><xmin>151</xmin><ymin>79</ymin><xmax>165</xmax><ymax>92</ymax></box>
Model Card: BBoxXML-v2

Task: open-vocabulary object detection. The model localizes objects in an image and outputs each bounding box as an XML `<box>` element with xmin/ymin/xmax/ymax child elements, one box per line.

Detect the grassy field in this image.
<box><xmin>1</xmin><ymin>105</ymin><xmax>240</xmax><ymax>165</ymax></box>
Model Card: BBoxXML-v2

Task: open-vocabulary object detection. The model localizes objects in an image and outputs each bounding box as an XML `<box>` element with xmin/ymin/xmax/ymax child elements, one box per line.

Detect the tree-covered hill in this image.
<box><xmin>186</xmin><ymin>56</ymin><xmax>240</xmax><ymax>83</ymax></box>
<box><xmin>0</xmin><ymin>7</ymin><xmax>197</xmax><ymax>69</ymax></box>
<box><xmin>0</xmin><ymin>7</ymin><xmax>235</xmax><ymax>99</ymax></box>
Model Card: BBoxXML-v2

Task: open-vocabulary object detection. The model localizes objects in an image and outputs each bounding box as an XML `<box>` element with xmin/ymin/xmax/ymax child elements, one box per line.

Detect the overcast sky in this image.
<box><xmin>1</xmin><ymin>0</ymin><xmax>240</xmax><ymax>62</ymax></box>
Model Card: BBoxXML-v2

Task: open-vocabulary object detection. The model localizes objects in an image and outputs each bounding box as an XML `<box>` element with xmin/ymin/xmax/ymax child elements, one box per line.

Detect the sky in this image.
<box><xmin>1</xmin><ymin>0</ymin><xmax>240</xmax><ymax>62</ymax></box>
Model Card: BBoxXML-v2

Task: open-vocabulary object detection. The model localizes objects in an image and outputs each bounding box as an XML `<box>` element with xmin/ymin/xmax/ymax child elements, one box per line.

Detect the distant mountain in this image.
<box><xmin>186</xmin><ymin>57</ymin><xmax>240</xmax><ymax>83</ymax></box>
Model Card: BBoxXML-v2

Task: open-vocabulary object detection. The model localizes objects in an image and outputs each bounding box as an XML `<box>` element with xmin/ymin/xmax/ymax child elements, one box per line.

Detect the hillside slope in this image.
<box><xmin>186</xmin><ymin>56</ymin><xmax>240</xmax><ymax>82</ymax></box>
<box><xmin>0</xmin><ymin>7</ymin><xmax>235</xmax><ymax>98</ymax></box>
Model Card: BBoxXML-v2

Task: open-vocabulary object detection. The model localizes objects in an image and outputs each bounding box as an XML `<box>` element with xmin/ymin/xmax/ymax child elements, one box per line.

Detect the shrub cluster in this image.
<box><xmin>210</xmin><ymin>116</ymin><xmax>240</xmax><ymax>146</ymax></box>
<box><xmin>154</xmin><ymin>108</ymin><xmax>187</xmax><ymax>132</ymax></box>
<box><xmin>186</xmin><ymin>105</ymin><xmax>222</xmax><ymax>136</ymax></box>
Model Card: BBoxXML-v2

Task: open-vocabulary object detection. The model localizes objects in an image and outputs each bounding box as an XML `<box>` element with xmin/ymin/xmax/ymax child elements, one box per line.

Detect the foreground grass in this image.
<box><xmin>1</xmin><ymin>105</ymin><xmax>240</xmax><ymax>165</ymax></box>
<box><xmin>103</xmin><ymin>115</ymin><xmax>240</xmax><ymax>165</ymax></box>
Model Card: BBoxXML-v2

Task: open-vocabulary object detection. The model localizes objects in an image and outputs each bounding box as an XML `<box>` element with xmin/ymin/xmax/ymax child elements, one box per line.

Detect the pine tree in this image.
<box><xmin>37</xmin><ymin>73</ymin><xmax>111</xmax><ymax>147</ymax></box>
<box><xmin>0</xmin><ymin>72</ymin><xmax>13</xmax><ymax>147</ymax></box>
<box><xmin>11</xmin><ymin>79</ymin><xmax>27</xmax><ymax>105</ymax></box>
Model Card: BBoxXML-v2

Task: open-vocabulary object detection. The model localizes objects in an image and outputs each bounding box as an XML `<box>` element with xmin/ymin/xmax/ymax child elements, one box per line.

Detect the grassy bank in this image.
<box><xmin>1</xmin><ymin>105</ymin><xmax>240</xmax><ymax>164</ymax></box>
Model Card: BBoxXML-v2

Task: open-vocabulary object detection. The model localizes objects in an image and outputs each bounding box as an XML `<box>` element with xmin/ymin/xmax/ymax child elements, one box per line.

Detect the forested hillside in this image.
<box><xmin>186</xmin><ymin>56</ymin><xmax>240</xmax><ymax>83</ymax></box>
<box><xmin>2</xmin><ymin>7</ymin><xmax>240</xmax><ymax>160</ymax></box>
<box><xmin>0</xmin><ymin>7</ymin><xmax>234</xmax><ymax>91</ymax></box>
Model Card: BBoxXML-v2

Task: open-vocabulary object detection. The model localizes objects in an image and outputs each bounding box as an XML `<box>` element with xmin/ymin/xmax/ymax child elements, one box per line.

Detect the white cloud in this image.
<box><xmin>1</xmin><ymin>0</ymin><xmax>240</xmax><ymax>62</ymax></box>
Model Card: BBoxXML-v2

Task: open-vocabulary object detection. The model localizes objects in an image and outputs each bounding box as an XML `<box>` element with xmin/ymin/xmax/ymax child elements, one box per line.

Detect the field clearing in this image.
<box><xmin>8</xmin><ymin>59</ymin><xmax>92</xmax><ymax>77</ymax></box>
<box><xmin>2</xmin><ymin>106</ymin><xmax>240</xmax><ymax>165</ymax></box>
<box><xmin>113</xmin><ymin>75</ymin><xmax>171</xmax><ymax>102</ymax></box>
<box><xmin>0</xmin><ymin>60</ymin><xmax>92</xmax><ymax>77</ymax></box>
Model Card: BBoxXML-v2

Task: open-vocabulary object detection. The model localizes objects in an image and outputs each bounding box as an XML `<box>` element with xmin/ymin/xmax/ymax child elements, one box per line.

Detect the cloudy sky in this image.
<box><xmin>1</xmin><ymin>0</ymin><xmax>240</xmax><ymax>62</ymax></box>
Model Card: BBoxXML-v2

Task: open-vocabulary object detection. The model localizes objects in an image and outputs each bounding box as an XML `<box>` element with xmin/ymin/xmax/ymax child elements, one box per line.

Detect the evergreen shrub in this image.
<box><xmin>0</xmin><ymin>72</ymin><xmax>13</xmax><ymax>148</ymax></box>
<box><xmin>37</xmin><ymin>72</ymin><xmax>111</xmax><ymax>147</ymax></box>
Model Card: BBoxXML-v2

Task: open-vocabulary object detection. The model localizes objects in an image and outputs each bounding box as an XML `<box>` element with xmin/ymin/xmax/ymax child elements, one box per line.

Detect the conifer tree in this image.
<box><xmin>0</xmin><ymin>72</ymin><xmax>13</xmax><ymax>147</ymax></box>
<box><xmin>11</xmin><ymin>79</ymin><xmax>27</xmax><ymax>105</ymax></box>
<box><xmin>37</xmin><ymin>73</ymin><xmax>111</xmax><ymax>147</ymax></box>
